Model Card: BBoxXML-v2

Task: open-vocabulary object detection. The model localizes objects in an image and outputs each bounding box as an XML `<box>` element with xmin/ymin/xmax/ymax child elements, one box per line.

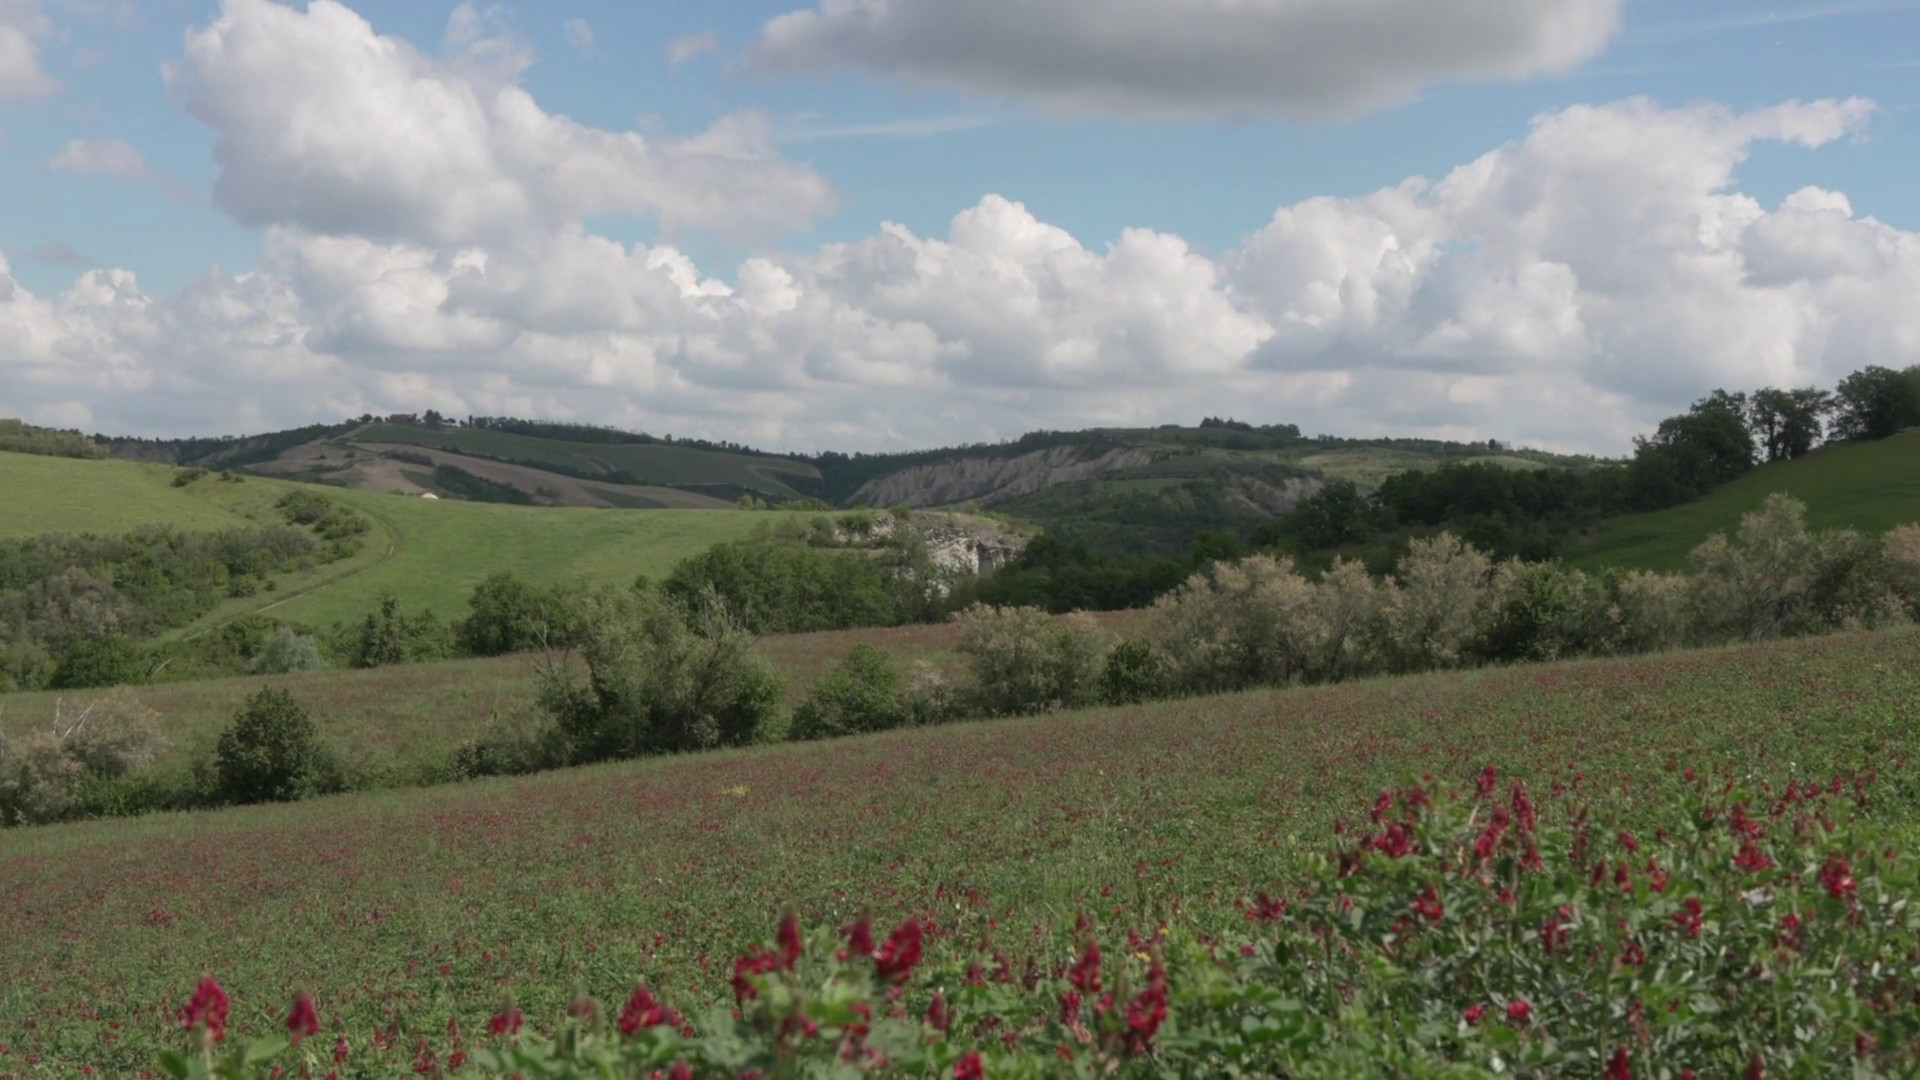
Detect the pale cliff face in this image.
<box><xmin>849</xmin><ymin>445</ymin><xmax>1163</xmax><ymax>510</ymax></box>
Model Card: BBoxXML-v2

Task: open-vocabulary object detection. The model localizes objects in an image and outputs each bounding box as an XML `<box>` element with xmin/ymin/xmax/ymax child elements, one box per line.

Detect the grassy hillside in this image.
<box><xmin>0</xmin><ymin>450</ymin><xmax>258</xmax><ymax>538</ymax></box>
<box><xmin>353</xmin><ymin>423</ymin><xmax>822</xmax><ymax>501</ymax></box>
<box><xmin>1569</xmin><ymin>430</ymin><xmax>1920</xmax><ymax>571</ymax></box>
<box><xmin>0</xmin><ymin>451</ymin><xmax>793</xmax><ymax>631</ymax></box>
<box><xmin>2</xmin><ymin>626</ymin><xmax>1914</xmax><ymax>1073</ymax></box>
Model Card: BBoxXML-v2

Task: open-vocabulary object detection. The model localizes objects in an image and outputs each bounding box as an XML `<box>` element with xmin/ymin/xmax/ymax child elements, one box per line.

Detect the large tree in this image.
<box><xmin>1829</xmin><ymin>365</ymin><xmax>1920</xmax><ymax>442</ymax></box>
<box><xmin>1747</xmin><ymin>386</ymin><xmax>1832</xmax><ymax>463</ymax></box>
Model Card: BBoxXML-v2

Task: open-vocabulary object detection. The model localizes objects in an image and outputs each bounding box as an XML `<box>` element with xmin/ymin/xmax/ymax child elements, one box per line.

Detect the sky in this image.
<box><xmin>0</xmin><ymin>0</ymin><xmax>1916</xmax><ymax>454</ymax></box>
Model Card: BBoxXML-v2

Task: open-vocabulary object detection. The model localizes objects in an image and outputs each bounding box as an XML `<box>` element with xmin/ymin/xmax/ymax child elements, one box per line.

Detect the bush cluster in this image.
<box><xmin>1153</xmin><ymin>495</ymin><xmax>1917</xmax><ymax>697</ymax></box>
<box><xmin>0</xmin><ymin>683</ymin><xmax>358</xmax><ymax>827</ymax></box>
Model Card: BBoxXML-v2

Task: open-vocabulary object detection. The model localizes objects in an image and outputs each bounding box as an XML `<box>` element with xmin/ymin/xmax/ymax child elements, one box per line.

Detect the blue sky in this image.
<box><xmin>1</xmin><ymin>0</ymin><xmax>1917</xmax><ymax>451</ymax></box>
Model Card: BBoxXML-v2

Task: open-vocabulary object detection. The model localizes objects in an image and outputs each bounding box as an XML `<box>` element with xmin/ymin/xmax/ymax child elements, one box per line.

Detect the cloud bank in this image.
<box><xmin>3</xmin><ymin>1</ymin><xmax>1915</xmax><ymax>457</ymax></box>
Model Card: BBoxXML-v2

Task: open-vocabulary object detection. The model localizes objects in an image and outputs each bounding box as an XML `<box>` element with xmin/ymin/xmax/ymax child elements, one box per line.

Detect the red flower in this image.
<box><xmin>1245</xmin><ymin>892</ymin><xmax>1287</xmax><ymax>922</ymax></box>
<box><xmin>1059</xmin><ymin>990</ymin><xmax>1082</xmax><ymax>1027</ymax></box>
<box><xmin>1068</xmin><ymin>941</ymin><xmax>1103</xmax><ymax>994</ymax></box>
<box><xmin>286</xmin><ymin>994</ymin><xmax>320</xmax><ymax>1043</ymax></box>
<box><xmin>1413</xmin><ymin>885</ymin><xmax>1444</xmax><ymax>925</ymax></box>
<box><xmin>1673</xmin><ymin>897</ymin><xmax>1704</xmax><ymax>939</ymax></box>
<box><xmin>487</xmin><ymin>1008</ymin><xmax>523</xmax><ymax>1038</ymax></box>
<box><xmin>1506</xmin><ymin>1000</ymin><xmax>1532</xmax><ymax>1026</ymax></box>
<box><xmin>1475</xmin><ymin>766</ymin><xmax>1499</xmax><ymax>798</ymax></box>
<box><xmin>1123</xmin><ymin>963</ymin><xmax>1168</xmax><ymax>1056</ymax></box>
<box><xmin>620</xmin><ymin>985</ymin><xmax>679</xmax><ymax>1037</ymax></box>
<box><xmin>733</xmin><ymin>947</ymin><xmax>779</xmax><ymax>1003</ymax></box>
<box><xmin>1619</xmin><ymin>939</ymin><xmax>1647</xmax><ymax>967</ymax></box>
<box><xmin>776</xmin><ymin>912</ymin><xmax>804</xmax><ymax>972</ymax></box>
<box><xmin>1370</xmin><ymin>822</ymin><xmax>1415</xmax><ymax>858</ymax></box>
<box><xmin>953</xmin><ymin>1051</ymin><xmax>985</xmax><ymax>1080</ymax></box>
<box><xmin>669</xmin><ymin>1062</ymin><xmax>694</xmax><ymax>1080</ymax></box>
<box><xmin>1618</xmin><ymin>830</ymin><xmax>1639</xmax><ymax>854</ymax></box>
<box><xmin>843</xmin><ymin>914</ymin><xmax>875</xmax><ymax>958</ymax></box>
<box><xmin>1746</xmin><ymin>1051</ymin><xmax>1765</xmax><ymax>1079</ymax></box>
<box><xmin>927</xmin><ymin>991</ymin><xmax>949</xmax><ymax>1033</ymax></box>
<box><xmin>1540</xmin><ymin>908</ymin><xmax>1570</xmax><ymax>955</ymax></box>
<box><xmin>874</xmin><ymin>918</ymin><xmax>924</xmax><ymax>982</ymax></box>
<box><xmin>181</xmin><ymin>978</ymin><xmax>230</xmax><ymax>1044</ymax></box>
<box><xmin>1734</xmin><ymin>841</ymin><xmax>1776</xmax><ymax>873</ymax></box>
<box><xmin>333</xmin><ymin>1034</ymin><xmax>350</xmax><ymax>1066</ymax></box>
<box><xmin>1607</xmin><ymin>1046</ymin><xmax>1632</xmax><ymax>1080</ymax></box>
<box><xmin>1370</xmin><ymin>790</ymin><xmax>1393</xmax><ymax>823</ymax></box>
<box><xmin>1463</xmin><ymin>1003</ymin><xmax>1486</xmax><ymax>1027</ymax></box>
<box><xmin>1820</xmin><ymin>855</ymin><xmax>1857</xmax><ymax>900</ymax></box>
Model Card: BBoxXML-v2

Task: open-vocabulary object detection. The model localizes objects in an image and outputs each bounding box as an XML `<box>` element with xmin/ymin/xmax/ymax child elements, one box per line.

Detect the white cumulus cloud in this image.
<box><xmin>0</xmin><ymin>0</ymin><xmax>57</xmax><ymax>102</ymax></box>
<box><xmin>161</xmin><ymin>0</ymin><xmax>836</xmax><ymax>247</ymax></box>
<box><xmin>748</xmin><ymin>0</ymin><xmax>1624</xmax><ymax>119</ymax></box>
<box><xmin>4</xmin><ymin>26</ymin><xmax>1916</xmax><ymax>462</ymax></box>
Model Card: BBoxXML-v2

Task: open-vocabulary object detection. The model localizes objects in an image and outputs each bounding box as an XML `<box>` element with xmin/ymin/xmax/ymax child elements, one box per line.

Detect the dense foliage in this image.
<box><xmin>0</xmin><ymin>418</ymin><xmax>107</xmax><ymax>459</ymax></box>
<box><xmin>1262</xmin><ymin>367</ymin><xmax>1920</xmax><ymax>565</ymax></box>
<box><xmin>662</xmin><ymin>524</ymin><xmax>941</xmax><ymax>635</ymax></box>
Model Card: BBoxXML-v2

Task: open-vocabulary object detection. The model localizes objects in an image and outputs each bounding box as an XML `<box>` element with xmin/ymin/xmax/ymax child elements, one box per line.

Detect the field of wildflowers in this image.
<box><xmin>0</xmin><ymin>626</ymin><xmax>1915</xmax><ymax>1076</ymax></box>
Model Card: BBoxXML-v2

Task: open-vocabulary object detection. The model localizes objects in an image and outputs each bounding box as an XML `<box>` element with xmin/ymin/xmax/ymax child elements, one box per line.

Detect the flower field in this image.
<box><xmin>1</xmin><ymin>626</ymin><xmax>1916</xmax><ymax>1076</ymax></box>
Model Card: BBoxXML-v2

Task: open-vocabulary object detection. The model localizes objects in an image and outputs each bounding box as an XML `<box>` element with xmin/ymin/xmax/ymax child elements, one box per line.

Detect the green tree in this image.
<box><xmin>1747</xmin><ymin>386</ymin><xmax>1832</xmax><ymax>462</ymax></box>
<box><xmin>49</xmin><ymin>635</ymin><xmax>147</xmax><ymax>689</ymax></box>
<box><xmin>214</xmin><ymin>687</ymin><xmax>333</xmax><ymax>804</ymax></box>
<box><xmin>541</xmin><ymin>586</ymin><xmax>785</xmax><ymax>761</ymax></box>
<box><xmin>790</xmin><ymin>645</ymin><xmax>910</xmax><ymax>740</ymax></box>
<box><xmin>1828</xmin><ymin>364</ymin><xmax>1920</xmax><ymax>442</ymax></box>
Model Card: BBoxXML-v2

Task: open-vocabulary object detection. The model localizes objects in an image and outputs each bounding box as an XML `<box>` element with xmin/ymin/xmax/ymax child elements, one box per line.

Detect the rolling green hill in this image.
<box><xmin>351</xmin><ymin>423</ymin><xmax>822</xmax><ymax>500</ymax></box>
<box><xmin>0</xmin><ymin>451</ymin><xmax>796</xmax><ymax>630</ymax></box>
<box><xmin>1568</xmin><ymin>429</ymin><xmax>1920</xmax><ymax>571</ymax></box>
<box><xmin>0</xmin><ymin>450</ymin><xmax>259</xmax><ymax>538</ymax></box>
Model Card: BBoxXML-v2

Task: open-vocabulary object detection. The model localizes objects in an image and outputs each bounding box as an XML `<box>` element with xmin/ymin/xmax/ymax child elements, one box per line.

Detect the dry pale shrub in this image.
<box><xmin>0</xmin><ymin>688</ymin><xmax>166</xmax><ymax>826</ymax></box>
<box><xmin>953</xmin><ymin>604</ymin><xmax>1109</xmax><ymax>716</ymax></box>
<box><xmin>1377</xmin><ymin>534</ymin><xmax>1505</xmax><ymax>673</ymax></box>
<box><xmin>1152</xmin><ymin>555</ymin><xmax>1386</xmax><ymax>692</ymax></box>
<box><xmin>1608</xmin><ymin>570</ymin><xmax>1691</xmax><ymax>655</ymax></box>
<box><xmin>1883</xmin><ymin>524</ymin><xmax>1920</xmax><ymax>619</ymax></box>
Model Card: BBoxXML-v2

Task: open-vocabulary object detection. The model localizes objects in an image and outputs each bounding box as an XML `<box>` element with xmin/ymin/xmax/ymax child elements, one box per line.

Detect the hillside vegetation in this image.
<box><xmin>1569</xmin><ymin>428</ymin><xmax>1920</xmax><ymax>570</ymax></box>
<box><xmin>0</xmin><ymin>452</ymin><xmax>793</xmax><ymax>630</ymax></box>
<box><xmin>2</xmin><ymin>626</ymin><xmax>1914</xmax><ymax>1074</ymax></box>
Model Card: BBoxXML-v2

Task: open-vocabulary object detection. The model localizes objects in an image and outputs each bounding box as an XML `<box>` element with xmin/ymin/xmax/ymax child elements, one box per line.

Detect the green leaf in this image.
<box><xmin>242</xmin><ymin>1036</ymin><xmax>289</xmax><ymax>1065</ymax></box>
<box><xmin>156</xmin><ymin>1050</ymin><xmax>194</xmax><ymax>1080</ymax></box>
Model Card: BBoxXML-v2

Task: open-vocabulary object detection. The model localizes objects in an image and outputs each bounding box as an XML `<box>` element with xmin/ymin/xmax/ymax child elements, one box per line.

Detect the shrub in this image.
<box><xmin>541</xmin><ymin>586</ymin><xmax>786</xmax><ymax>762</ymax></box>
<box><xmin>337</xmin><ymin>592</ymin><xmax>455</xmax><ymax>668</ymax></box>
<box><xmin>213</xmin><ymin>687</ymin><xmax>334</xmax><ymax>805</ymax></box>
<box><xmin>1098</xmin><ymin>637</ymin><xmax>1172</xmax><ymax>706</ymax></box>
<box><xmin>245</xmin><ymin>627</ymin><xmax>325</xmax><ymax>675</ymax></box>
<box><xmin>1884</xmin><ymin>523</ymin><xmax>1920</xmax><ymax>619</ymax></box>
<box><xmin>790</xmin><ymin>644</ymin><xmax>911</xmax><ymax>741</ymax></box>
<box><xmin>49</xmin><ymin>634</ymin><xmax>148</xmax><ymax>689</ymax></box>
<box><xmin>1377</xmin><ymin>533</ymin><xmax>1505</xmax><ymax>672</ymax></box>
<box><xmin>953</xmin><ymin>604</ymin><xmax>1108</xmax><ymax>717</ymax></box>
<box><xmin>1606</xmin><ymin>568</ymin><xmax>1691</xmax><ymax>654</ymax></box>
<box><xmin>457</xmin><ymin>573</ymin><xmax>583</xmax><ymax>656</ymax></box>
<box><xmin>1152</xmin><ymin>555</ymin><xmax>1382</xmax><ymax>693</ymax></box>
<box><xmin>0</xmin><ymin>640</ymin><xmax>52</xmax><ymax>692</ymax></box>
<box><xmin>1477</xmin><ymin>561</ymin><xmax>1615</xmax><ymax>663</ymax></box>
<box><xmin>170</xmin><ymin>467</ymin><xmax>210</xmax><ymax>487</ymax></box>
<box><xmin>0</xmin><ymin>690</ymin><xmax>167</xmax><ymax>826</ymax></box>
